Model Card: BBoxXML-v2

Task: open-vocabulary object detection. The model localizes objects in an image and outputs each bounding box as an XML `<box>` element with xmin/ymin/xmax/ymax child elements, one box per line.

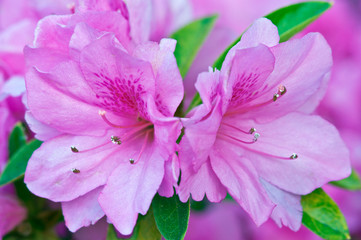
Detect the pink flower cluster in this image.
<box><xmin>0</xmin><ymin>0</ymin><xmax>358</xmax><ymax>239</ymax></box>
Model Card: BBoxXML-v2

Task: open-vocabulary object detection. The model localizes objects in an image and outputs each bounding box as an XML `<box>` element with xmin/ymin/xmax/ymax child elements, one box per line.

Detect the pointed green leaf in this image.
<box><xmin>330</xmin><ymin>169</ymin><xmax>361</xmax><ymax>191</ymax></box>
<box><xmin>170</xmin><ymin>15</ymin><xmax>218</xmax><ymax>78</ymax></box>
<box><xmin>152</xmin><ymin>193</ymin><xmax>190</xmax><ymax>240</ymax></box>
<box><xmin>188</xmin><ymin>1</ymin><xmax>332</xmax><ymax>111</ymax></box>
<box><xmin>8</xmin><ymin>122</ymin><xmax>27</xmax><ymax>158</ymax></box>
<box><xmin>302</xmin><ymin>188</ymin><xmax>350</xmax><ymax>240</ymax></box>
<box><xmin>0</xmin><ymin>139</ymin><xmax>42</xmax><ymax>186</ymax></box>
<box><xmin>107</xmin><ymin>207</ymin><xmax>161</xmax><ymax>240</ymax></box>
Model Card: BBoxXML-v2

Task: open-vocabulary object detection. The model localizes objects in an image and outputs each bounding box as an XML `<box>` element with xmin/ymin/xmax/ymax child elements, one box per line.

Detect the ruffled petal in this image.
<box><xmin>178</xmin><ymin>136</ymin><xmax>227</xmax><ymax>203</ymax></box>
<box><xmin>261</xmin><ymin>178</ymin><xmax>302</xmax><ymax>231</ymax></box>
<box><xmin>62</xmin><ymin>186</ymin><xmax>105</xmax><ymax>232</ymax></box>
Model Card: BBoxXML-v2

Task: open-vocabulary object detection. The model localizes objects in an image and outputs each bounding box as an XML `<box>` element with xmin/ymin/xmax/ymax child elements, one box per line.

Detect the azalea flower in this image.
<box><xmin>178</xmin><ymin>18</ymin><xmax>351</xmax><ymax>231</ymax></box>
<box><xmin>24</xmin><ymin>7</ymin><xmax>183</xmax><ymax>235</ymax></box>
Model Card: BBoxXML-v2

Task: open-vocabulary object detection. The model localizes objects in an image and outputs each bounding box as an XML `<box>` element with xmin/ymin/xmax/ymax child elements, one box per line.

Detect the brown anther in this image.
<box><xmin>71</xmin><ymin>146</ymin><xmax>79</xmax><ymax>153</ymax></box>
<box><xmin>111</xmin><ymin>136</ymin><xmax>122</xmax><ymax>145</ymax></box>
<box><xmin>249</xmin><ymin>128</ymin><xmax>256</xmax><ymax>134</ymax></box>
<box><xmin>71</xmin><ymin>168</ymin><xmax>80</xmax><ymax>173</ymax></box>
<box><xmin>273</xmin><ymin>94</ymin><xmax>280</xmax><ymax>102</ymax></box>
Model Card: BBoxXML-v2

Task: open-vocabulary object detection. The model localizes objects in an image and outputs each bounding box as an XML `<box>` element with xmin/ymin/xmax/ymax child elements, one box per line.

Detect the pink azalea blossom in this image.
<box><xmin>23</xmin><ymin>7</ymin><xmax>183</xmax><ymax>235</ymax></box>
<box><xmin>178</xmin><ymin>18</ymin><xmax>351</xmax><ymax>231</ymax></box>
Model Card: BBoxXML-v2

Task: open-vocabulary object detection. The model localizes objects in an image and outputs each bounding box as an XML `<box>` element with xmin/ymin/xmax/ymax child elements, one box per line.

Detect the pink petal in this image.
<box><xmin>25</xmin><ymin>67</ymin><xmax>107</xmax><ymax>136</ymax></box>
<box><xmin>222</xmin><ymin>18</ymin><xmax>279</xmax><ymax>70</ymax></box>
<box><xmin>33</xmin><ymin>15</ymin><xmax>72</xmax><ymax>50</ymax></box>
<box><xmin>69</xmin><ymin>11</ymin><xmax>131</xmax><ymax>50</ymax></box>
<box><xmin>182</xmin><ymin>98</ymin><xmax>223</xmax><ymax>171</ymax></box>
<box><xmin>238</xmin><ymin>18</ymin><xmax>279</xmax><ymax>48</ymax></box>
<box><xmin>158</xmin><ymin>154</ymin><xmax>179</xmax><ymax>198</ymax></box>
<box><xmin>69</xmin><ymin>22</ymin><xmax>103</xmax><ymax>59</ymax></box>
<box><xmin>133</xmin><ymin>39</ymin><xmax>183</xmax><ymax>116</ymax></box>
<box><xmin>62</xmin><ymin>186</ymin><xmax>105</xmax><ymax>232</ymax></box>
<box><xmin>260</xmin><ymin>178</ymin><xmax>302</xmax><ymax>231</ymax></box>
<box><xmin>178</xmin><ymin>136</ymin><xmax>227</xmax><ymax>203</ymax></box>
<box><xmin>25</xmin><ymin>133</ymin><xmax>124</xmax><ymax>202</ymax></box>
<box><xmin>25</xmin><ymin>111</ymin><xmax>61</xmax><ymax>141</ymax></box>
<box><xmin>194</xmin><ymin>68</ymin><xmax>221</xmax><ymax>110</ymax></box>
<box><xmin>98</xmin><ymin>144</ymin><xmax>166</xmax><ymax>235</ymax></box>
<box><xmin>210</xmin><ymin>139</ymin><xmax>275</xmax><ymax>225</ymax></box>
<box><xmin>124</xmin><ymin>0</ymin><xmax>152</xmax><ymax>43</ymax></box>
<box><xmin>24</xmin><ymin>46</ymin><xmax>69</xmax><ymax>73</ymax></box>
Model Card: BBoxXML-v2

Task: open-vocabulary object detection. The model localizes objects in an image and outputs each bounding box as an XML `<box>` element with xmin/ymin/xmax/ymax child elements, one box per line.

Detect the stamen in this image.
<box><xmin>273</xmin><ymin>94</ymin><xmax>280</xmax><ymax>102</ymax></box>
<box><xmin>253</xmin><ymin>133</ymin><xmax>260</xmax><ymax>142</ymax></box>
<box><xmin>273</xmin><ymin>85</ymin><xmax>287</xmax><ymax>102</ymax></box>
<box><xmin>219</xmin><ymin>133</ymin><xmax>257</xmax><ymax>145</ymax></box>
<box><xmin>130</xmin><ymin>130</ymin><xmax>151</xmax><ymax>165</ymax></box>
<box><xmin>222</xmin><ymin>122</ymin><xmax>252</xmax><ymax>134</ymax></box>
<box><xmin>278</xmin><ymin>85</ymin><xmax>287</xmax><ymax>95</ymax></box>
<box><xmin>71</xmin><ymin>168</ymin><xmax>80</xmax><ymax>174</ymax></box>
<box><xmin>71</xmin><ymin>146</ymin><xmax>79</xmax><ymax>153</ymax></box>
<box><xmin>111</xmin><ymin>136</ymin><xmax>122</xmax><ymax>145</ymax></box>
<box><xmin>99</xmin><ymin>110</ymin><xmax>148</xmax><ymax>129</ymax></box>
<box><xmin>219</xmin><ymin>131</ymin><xmax>298</xmax><ymax>161</ymax></box>
<box><xmin>249</xmin><ymin>128</ymin><xmax>256</xmax><ymax>134</ymax></box>
<box><xmin>69</xmin><ymin>141</ymin><xmax>111</xmax><ymax>153</ymax></box>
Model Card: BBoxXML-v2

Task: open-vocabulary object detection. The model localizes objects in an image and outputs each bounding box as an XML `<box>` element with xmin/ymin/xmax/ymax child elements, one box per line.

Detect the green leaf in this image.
<box><xmin>152</xmin><ymin>193</ymin><xmax>190</xmax><ymax>240</ymax></box>
<box><xmin>188</xmin><ymin>1</ymin><xmax>332</xmax><ymax>111</ymax></box>
<box><xmin>302</xmin><ymin>188</ymin><xmax>350</xmax><ymax>240</ymax></box>
<box><xmin>0</xmin><ymin>139</ymin><xmax>42</xmax><ymax>186</ymax></box>
<box><xmin>330</xmin><ymin>169</ymin><xmax>361</xmax><ymax>191</ymax></box>
<box><xmin>170</xmin><ymin>15</ymin><xmax>218</xmax><ymax>78</ymax></box>
<box><xmin>8</xmin><ymin>122</ymin><xmax>27</xmax><ymax>158</ymax></box>
<box><xmin>107</xmin><ymin>225</ymin><xmax>119</xmax><ymax>240</ymax></box>
<box><xmin>267</xmin><ymin>1</ymin><xmax>331</xmax><ymax>42</ymax></box>
<box><xmin>107</xmin><ymin>207</ymin><xmax>161</xmax><ymax>240</ymax></box>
